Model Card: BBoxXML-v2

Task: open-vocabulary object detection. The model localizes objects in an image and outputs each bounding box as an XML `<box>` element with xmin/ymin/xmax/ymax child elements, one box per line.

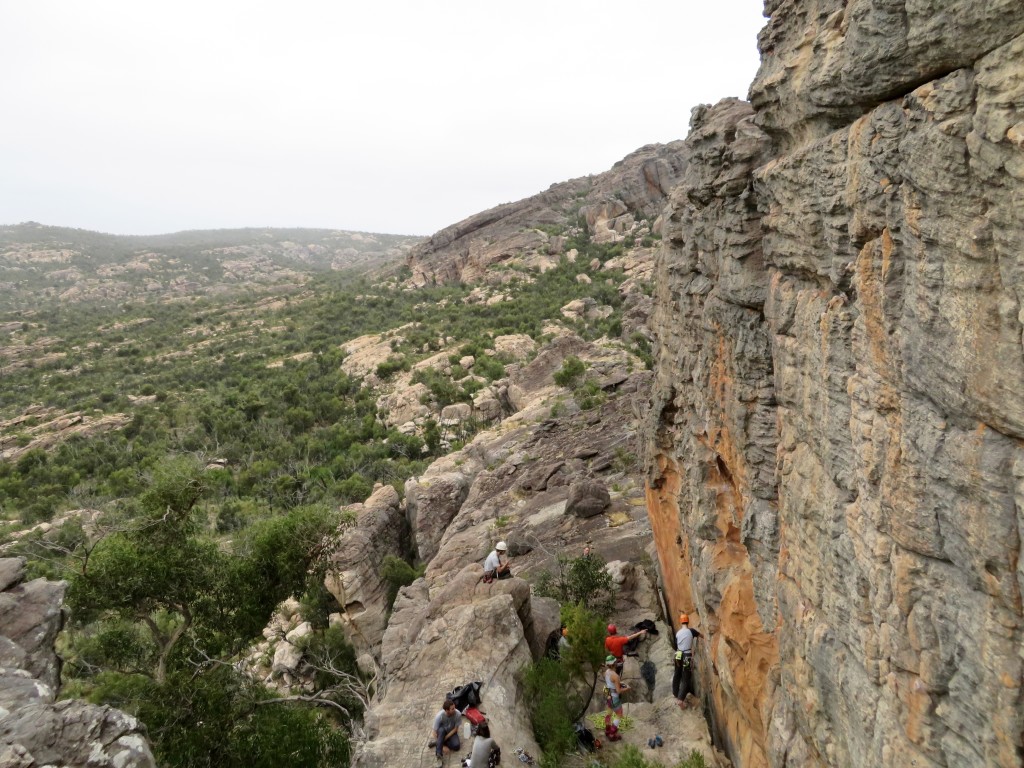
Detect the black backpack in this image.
<box><xmin>448</xmin><ymin>681</ymin><xmax>483</xmax><ymax>710</ymax></box>
<box><xmin>574</xmin><ymin>721</ymin><xmax>596</xmax><ymax>752</ymax></box>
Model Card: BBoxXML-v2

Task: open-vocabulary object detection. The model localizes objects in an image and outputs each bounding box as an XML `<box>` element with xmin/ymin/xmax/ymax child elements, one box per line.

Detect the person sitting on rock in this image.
<box><xmin>604</xmin><ymin>623</ymin><xmax>646</xmax><ymax>673</ymax></box>
<box><xmin>482</xmin><ymin>541</ymin><xmax>511</xmax><ymax>582</ymax></box>
<box><xmin>430</xmin><ymin>698</ymin><xmax>462</xmax><ymax>764</ymax></box>
<box><xmin>467</xmin><ymin>721</ymin><xmax>500</xmax><ymax>768</ymax></box>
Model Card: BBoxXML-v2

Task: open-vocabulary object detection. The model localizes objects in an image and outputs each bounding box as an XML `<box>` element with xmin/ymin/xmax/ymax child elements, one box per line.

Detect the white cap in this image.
<box><xmin>495</xmin><ymin>541</ymin><xmax>508</xmax><ymax>551</ymax></box>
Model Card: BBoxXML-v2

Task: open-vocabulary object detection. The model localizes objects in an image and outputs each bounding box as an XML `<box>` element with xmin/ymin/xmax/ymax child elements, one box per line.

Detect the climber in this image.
<box><xmin>673</xmin><ymin>612</ymin><xmax>703</xmax><ymax>709</ymax></box>
<box><xmin>604</xmin><ymin>623</ymin><xmax>647</xmax><ymax>673</ymax></box>
<box><xmin>544</xmin><ymin>623</ymin><xmax>570</xmax><ymax>660</ymax></box>
<box><xmin>430</xmin><ymin>698</ymin><xmax>462</xmax><ymax>764</ymax></box>
<box><xmin>482</xmin><ymin>540</ymin><xmax>512</xmax><ymax>582</ymax></box>
<box><xmin>603</xmin><ymin>654</ymin><xmax>628</xmax><ymax>741</ymax></box>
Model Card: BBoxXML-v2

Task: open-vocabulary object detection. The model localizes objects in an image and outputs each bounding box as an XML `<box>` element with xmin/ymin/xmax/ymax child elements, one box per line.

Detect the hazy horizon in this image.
<box><xmin>1</xmin><ymin>1</ymin><xmax>765</xmax><ymax>238</ymax></box>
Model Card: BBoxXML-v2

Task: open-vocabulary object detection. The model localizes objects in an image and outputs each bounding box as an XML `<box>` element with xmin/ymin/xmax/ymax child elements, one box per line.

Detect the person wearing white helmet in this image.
<box><xmin>482</xmin><ymin>540</ymin><xmax>512</xmax><ymax>582</ymax></box>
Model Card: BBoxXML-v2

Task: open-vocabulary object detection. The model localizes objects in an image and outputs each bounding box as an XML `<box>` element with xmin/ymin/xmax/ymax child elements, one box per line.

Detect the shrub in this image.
<box><xmin>554</xmin><ymin>356</ymin><xmax>586</xmax><ymax>388</ymax></box>
<box><xmin>534</xmin><ymin>553</ymin><xmax>616</xmax><ymax>616</ymax></box>
<box><xmin>607</xmin><ymin>746</ymin><xmax>708</xmax><ymax>768</ymax></box>
<box><xmin>375</xmin><ymin>356</ymin><xmax>409</xmax><ymax>379</ymax></box>
<box><xmin>380</xmin><ymin>555</ymin><xmax>424</xmax><ymax>610</ymax></box>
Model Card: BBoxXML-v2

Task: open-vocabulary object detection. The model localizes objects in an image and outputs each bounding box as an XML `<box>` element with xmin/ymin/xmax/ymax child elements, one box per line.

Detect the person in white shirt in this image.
<box><xmin>673</xmin><ymin>612</ymin><xmax>703</xmax><ymax>708</ymax></box>
<box><xmin>482</xmin><ymin>541</ymin><xmax>511</xmax><ymax>581</ymax></box>
<box><xmin>467</xmin><ymin>721</ymin><xmax>499</xmax><ymax>768</ymax></box>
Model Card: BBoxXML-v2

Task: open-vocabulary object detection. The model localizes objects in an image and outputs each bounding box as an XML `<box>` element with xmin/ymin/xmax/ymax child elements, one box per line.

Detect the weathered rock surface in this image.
<box><xmin>324</xmin><ymin>485</ymin><xmax>411</xmax><ymax>657</ymax></box>
<box><xmin>566</xmin><ymin>479</ymin><xmax>612</xmax><ymax>518</ymax></box>
<box><xmin>350</xmin><ymin>368</ymin><xmax>724</xmax><ymax>765</ymax></box>
<box><xmin>646</xmin><ymin>8</ymin><xmax>1024</xmax><ymax>768</ymax></box>
<box><xmin>0</xmin><ymin>558</ymin><xmax>155</xmax><ymax>767</ymax></box>
<box><xmin>406</xmin><ymin>142</ymin><xmax>688</xmax><ymax>287</ymax></box>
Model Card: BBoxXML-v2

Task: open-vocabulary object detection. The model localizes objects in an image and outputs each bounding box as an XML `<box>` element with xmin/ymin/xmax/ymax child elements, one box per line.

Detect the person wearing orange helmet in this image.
<box><xmin>674</xmin><ymin>612</ymin><xmax>703</xmax><ymax>708</ymax></box>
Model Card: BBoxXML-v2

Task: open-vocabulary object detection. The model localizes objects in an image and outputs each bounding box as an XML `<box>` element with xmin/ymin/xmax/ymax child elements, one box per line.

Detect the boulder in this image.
<box><xmin>405</xmin><ymin>471</ymin><xmax>471</xmax><ymax>563</ymax></box>
<box><xmin>439</xmin><ymin>402</ymin><xmax>472</xmax><ymax>423</ymax></box>
<box><xmin>376</xmin><ymin>381</ymin><xmax>431</xmax><ymax>428</ymax></box>
<box><xmin>272</xmin><ymin>641</ymin><xmax>303</xmax><ymax>676</ymax></box>
<box><xmin>493</xmin><ymin>334</ymin><xmax>536</xmax><ymax>361</ymax></box>
<box><xmin>0</xmin><ymin>558</ymin><xmax>155</xmax><ymax>767</ymax></box>
<box><xmin>566</xmin><ymin>479</ymin><xmax>611</xmax><ymax>518</ymax></box>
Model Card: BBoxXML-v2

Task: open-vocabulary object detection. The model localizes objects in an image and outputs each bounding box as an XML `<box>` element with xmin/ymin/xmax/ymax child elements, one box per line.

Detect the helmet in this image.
<box><xmin>679</xmin><ymin>613</ymin><xmax>689</xmax><ymax>625</ymax></box>
<box><xmin>607</xmin><ymin>624</ymin><xmax>617</xmax><ymax>635</ymax></box>
<box><xmin>495</xmin><ymin>541</ymin><xmax>508</xmax><ymax>551</ymax></box>
<box><xmin>605</xmin><ymin>654</ymin><xmax>617</xmax><ymax>665</ymax></box>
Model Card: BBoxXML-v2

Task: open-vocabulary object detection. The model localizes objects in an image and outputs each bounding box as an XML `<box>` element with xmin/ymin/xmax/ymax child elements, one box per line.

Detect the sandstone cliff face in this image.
<box><xmin>646</xmin><ymin>5</ymin><xmax>1024</xmax><ymax>768</ymax></box>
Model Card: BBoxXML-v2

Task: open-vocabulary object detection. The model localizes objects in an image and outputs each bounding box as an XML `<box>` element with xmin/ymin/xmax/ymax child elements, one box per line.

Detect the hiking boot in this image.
<box><xmin>648</xmin><ymin>738</ymin><xmax>656</xmax><ymax>749</ymax></box>
<box><xmin>655</xmin><ymin>735</ymin><xmax>664</xmax><ymax>747</ymax></box>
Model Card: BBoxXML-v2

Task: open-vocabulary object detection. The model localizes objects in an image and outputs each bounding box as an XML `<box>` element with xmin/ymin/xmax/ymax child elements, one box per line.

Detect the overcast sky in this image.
<box><xmin>1</xmin><ymin>1</ymin><xmax>765</xmax><ymax>237</ymax></box>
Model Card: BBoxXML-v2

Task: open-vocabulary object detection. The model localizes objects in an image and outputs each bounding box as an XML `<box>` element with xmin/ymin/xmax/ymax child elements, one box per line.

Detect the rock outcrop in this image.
<box><xmin>405</xmin><ymin>142</ymin><xmax>687</xmax><ymax>287</ymax></box>
<box><xmin>645</xmin><ymin>5</ymin><xmax>1024</xmax><ymax>768</ymax></box>
<box><xmin>349</xmin><ymin>369</ymin><xmax>725</xmax><ymax>766</ymax></box>
<box><xmin>0</xmin><ymin>558</ymin><xmax>156</xmax><ymax>767</ymax></box>
<box><xmin>324</xmin><ymin>485</ymin><xmax>411</xmax><ymax>657</ymax></box>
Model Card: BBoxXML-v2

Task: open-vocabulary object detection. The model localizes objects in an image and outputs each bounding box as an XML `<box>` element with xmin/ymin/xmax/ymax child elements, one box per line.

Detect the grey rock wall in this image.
<box><xmin>0</xmin><ymin>558</ymin><xmax>155</xmax><ymax>768</ymax></box>
<box><xmin>646</xmin><ymin>5</ymin><xmax>1024</xmax><ymax>768</ymax></box>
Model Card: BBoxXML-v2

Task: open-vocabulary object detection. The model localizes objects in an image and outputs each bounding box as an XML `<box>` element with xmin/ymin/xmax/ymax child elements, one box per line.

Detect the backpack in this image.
<box><xmin>574</xmin><ymin>721</ymin><xmax>596</xmax><ymax>752</ymax></box>
<box><xmin>448</xmin><ymin>681</ymin><xmax>483</xmax><ymax>710</ymax></box>
<box><xmin>633</xmin><ymin>619</ymin><xmax>659</xmax><ymax>635</ymax></box>
<box><xmin>489</xmin><ymin>744</ymin><xmax>501</xmax><ymax>767</ymax></box>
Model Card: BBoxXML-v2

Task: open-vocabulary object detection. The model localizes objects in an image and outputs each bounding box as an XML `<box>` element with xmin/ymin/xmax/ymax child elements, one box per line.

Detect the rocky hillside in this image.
<box><xmin>405</xmin><ymin>141</ymin><xmax>687</xmax><ymax>286</ymax></box>
<box><xmin>0</xmin><ymin>223</ymin><xmax>420</xmax><ymax>310</ymax></box>
<box><xmin>5</xmin><ymin>4</ymin><xmax>1021</xmax><ymax>767</ymax></box>
<box><xmin>644</xmin><ymin>4</ymin><xmax>1024</xmax><ymax>768</ymax></box>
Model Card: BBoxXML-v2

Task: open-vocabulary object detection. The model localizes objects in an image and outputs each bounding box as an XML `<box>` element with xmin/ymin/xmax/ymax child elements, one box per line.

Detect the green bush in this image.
<box><xmin>521</xmin><ymin>604</ymin><xmax>607</xmax><ymax>767</ymax></box>
<box><xmin>554</xmin><ymin>356</ymin><xmax>586</xmax><ymax>388</ymax></box>
<box><xmin>573</xmin><ymin>380</ymin><xmax>607</xmax><ymax>411</ymax></box>
<box><xmin>534</xmin><ymin>553</ymin><xmax>616</xmax><ymax>616</ymax></box>
<box><xmin>521</xmin><ymin>659</ymin><xmax>578</xmax><ymax>764</ymax></box>
<box><xmin>137</xmin><ymin>666</ymin><xmax>350</xmax><ymax>768</ymax></box>
<box><xmin>380</xmin><ymin>555</ymin><xmax>423</xmax><ymax>610</ymax></box>
<box><xmin>375</xmin><ymin>356</ymin><xmax>409</xmax><ymax>379</ymax></box>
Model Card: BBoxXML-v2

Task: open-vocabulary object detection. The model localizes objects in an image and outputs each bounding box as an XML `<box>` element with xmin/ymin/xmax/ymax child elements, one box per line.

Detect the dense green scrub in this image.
<box><xmin>1</xmin><ymin>252</ymin><xmax>647</xmax><ymax>766</ymax></box>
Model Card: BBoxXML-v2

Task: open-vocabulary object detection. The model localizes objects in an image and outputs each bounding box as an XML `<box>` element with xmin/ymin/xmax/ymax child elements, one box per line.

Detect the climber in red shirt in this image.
<box><xmin>604</xmin><ymin>623</ymin><xmax>647</xmax><ymax>673</ymax></box>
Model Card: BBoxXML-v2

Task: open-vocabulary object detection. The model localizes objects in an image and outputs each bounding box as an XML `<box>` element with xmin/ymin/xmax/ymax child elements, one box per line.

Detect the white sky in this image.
<box><xmin>0</xmin><ymin>1</ymin><xmax>765</xmax><ymax>237</ymax></box>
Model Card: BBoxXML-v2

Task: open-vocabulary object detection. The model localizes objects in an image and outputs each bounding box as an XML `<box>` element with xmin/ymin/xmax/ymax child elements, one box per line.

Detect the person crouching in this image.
<box><xmin>482</xmin><ymin>541</ymin><xmax>511</xmax><ymax>582</ymax></box>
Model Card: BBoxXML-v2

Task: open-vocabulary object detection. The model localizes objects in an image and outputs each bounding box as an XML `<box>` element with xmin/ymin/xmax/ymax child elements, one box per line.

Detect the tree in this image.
<box><xmin>534</xmin><ymin>552</ymin><xmax>616</xmax><ymax>616</ymax></box>
<box><xmin>67</xmin><ymin>457</ymin><xmax>213</xmax><ymax>682</ymax></box>
<box><xmin>521</xmin><ymin>604</ymin><xmax>607</xmax><ymax>767</ymax></box>
<box><xmin>66</xmin><ymin>458</ymin><xmax>339</xmax><ymax>680</ymax></box>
